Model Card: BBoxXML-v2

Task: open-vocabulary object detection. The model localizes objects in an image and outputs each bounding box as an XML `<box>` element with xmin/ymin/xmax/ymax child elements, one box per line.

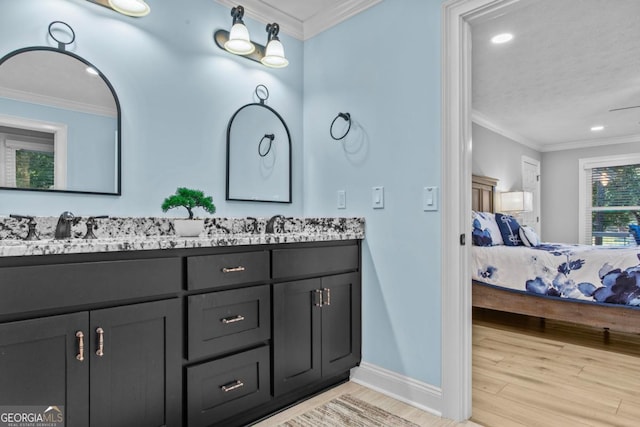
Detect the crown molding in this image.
<box><xmin>542</xmin><ymin>133</ymin><xmax>640</xmax><ymax>152</ymax></box>
<box><xmin>0</xmin><ymin>87</ymin><xmax>117</xmax><ymax>117</ymax></box>
<box><xmin>303</xmin><ymin>0</ymin><xmax>381</xmax><ymax>40</ymax></box>
<box><xmin>215</xmin><ymin>0</ymin><xmax>380</xmax><ymax>41</ymax></box>
<box><xmin>471</xmin><ymin>110</ymin><xmax>542</xmax><ymax>152</ymax></box>
<box><xmin>472</xmin><ymin>110</ymin><xmax>640</xmax><ymax>153</ymax></box>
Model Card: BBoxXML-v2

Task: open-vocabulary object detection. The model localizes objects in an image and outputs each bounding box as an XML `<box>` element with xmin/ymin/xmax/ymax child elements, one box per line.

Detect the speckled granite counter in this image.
<box><xmin>0</xmin><ymin>217</ymin><xmax>364</xmax><ymax>257</ymax></box>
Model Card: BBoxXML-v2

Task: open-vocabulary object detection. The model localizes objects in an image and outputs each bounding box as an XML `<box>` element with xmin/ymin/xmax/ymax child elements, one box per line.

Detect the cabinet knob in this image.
<box><xmin>75</xmin><ymin>331</ymin><xmax>85</xmax><ymax>362</ymax></box>
<box><xmin>96</xmin><ymin>327</ymin><xmax>104</xmax><ymax>357</ymax></box>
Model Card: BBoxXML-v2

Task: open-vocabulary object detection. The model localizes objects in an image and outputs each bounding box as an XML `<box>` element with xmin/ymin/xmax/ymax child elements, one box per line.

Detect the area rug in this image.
<box><xmin>277</xmin><ymin>394</ymin><xmax>421</xmax><ymax>427</ymax></box>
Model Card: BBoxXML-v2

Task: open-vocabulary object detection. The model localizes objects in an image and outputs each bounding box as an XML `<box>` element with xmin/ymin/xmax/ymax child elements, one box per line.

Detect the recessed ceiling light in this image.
<box><xmin>591</xmin><ymin>125</ymin><xmax>605</xmax><ymax>132</ymax></box>
<box><xmin>491</xmin><ymin>33</ymin><xmax>513</xmax><ymax>44</ymax></box>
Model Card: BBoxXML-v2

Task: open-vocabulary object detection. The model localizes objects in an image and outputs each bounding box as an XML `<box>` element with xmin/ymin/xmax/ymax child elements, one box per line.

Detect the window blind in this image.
<box><xmin>584</xmin><ymin>164</ymin><xmax>640</xmax><ymax>245</ymax></box>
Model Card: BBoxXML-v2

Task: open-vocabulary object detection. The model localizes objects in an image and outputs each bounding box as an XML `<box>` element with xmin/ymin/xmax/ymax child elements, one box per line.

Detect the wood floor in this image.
<box><xmin>254</xmin><ymin>381</ymin><xmax>480</xmax><ymax>426</ymax></box>
<box><xmin>472</xmin><ymin>308</ymin><xmax>640</xmax><ymax>427</ymax></box>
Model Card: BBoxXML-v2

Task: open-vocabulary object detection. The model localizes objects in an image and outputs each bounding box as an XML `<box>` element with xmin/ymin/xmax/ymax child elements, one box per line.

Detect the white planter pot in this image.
<box><xmin>173</xmin><ymin>219</ymin><xmax>204</xmax><ymax>237</ymax></box>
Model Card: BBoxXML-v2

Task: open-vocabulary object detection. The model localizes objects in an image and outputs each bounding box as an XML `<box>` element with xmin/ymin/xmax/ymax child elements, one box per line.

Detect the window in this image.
<box><xmin>579</xmin><ymin>154</ymin><xmax>640</xmax><ymax>246</ymax></box>
<box><xmin>0</xmin><ymin>117</ymin><xmax>66</xmax><ymax>190</ymax></box>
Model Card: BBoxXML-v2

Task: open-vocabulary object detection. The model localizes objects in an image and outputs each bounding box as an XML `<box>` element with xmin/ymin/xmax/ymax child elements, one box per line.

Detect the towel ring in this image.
<box><xmin>330</xmin><ymin>112</ymin><xmax>351</xmax><ymax>140</ymax></box>
<box><xmin>258</xmin><ymin>133</ymin><xmax>275</xmax><ymax>157</ymax></box>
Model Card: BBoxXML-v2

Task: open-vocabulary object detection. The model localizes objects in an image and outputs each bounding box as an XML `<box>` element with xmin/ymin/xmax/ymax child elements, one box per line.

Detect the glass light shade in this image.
<box><xmin>261</xmin><ymin>39</ymin><xmax>289</xmax><ymax>68</ymax></box>
<box><xmin>500</xmin><ymin>191</ymin><xmax>533</xmax><ymax>212</ymax></box>
<box><xmin>108</xmin><ymin>0</ymin><xmax>150</xmax><ymax>17</ymax></box>
<box><xmin>224</xmin><ymin>23</ymin><xmax>255</xmax><ymax>55</ymax></box>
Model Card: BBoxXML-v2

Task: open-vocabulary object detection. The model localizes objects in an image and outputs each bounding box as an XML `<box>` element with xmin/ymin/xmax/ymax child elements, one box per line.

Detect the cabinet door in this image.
<box><xmin>0</xmin><ymin>312</ymin><xmax>89</xmax><ymax>426</ymax></box>
<box><xmin>321</xmin><ymin>273</ymin><xmax>362</xmax><ymax>378</ymax></box>
<box><xmin>272</xmin><ymin>278</ymin><xmax>322</xmax><ymax>396</ymax></box>
<box><xmin>89</xmin><ymin>299</ymin><xmax>182</xmax><ymax>427</ymax></box>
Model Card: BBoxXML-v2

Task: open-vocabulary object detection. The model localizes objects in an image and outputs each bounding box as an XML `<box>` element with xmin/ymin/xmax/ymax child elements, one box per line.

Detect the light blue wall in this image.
<box><xmin>2</xmin><ymin>0</ymin><xmax>446</xmax><ymax>389</ymax></box>
<box><xmin>0</xmin><ymin>0</ymin><xmax>303</xmax><ymax>217</ymax></box>
<box><xmin>303</xmin><ymin>0</ymin><xmax>443</xmax><ymax>386</ymax></box>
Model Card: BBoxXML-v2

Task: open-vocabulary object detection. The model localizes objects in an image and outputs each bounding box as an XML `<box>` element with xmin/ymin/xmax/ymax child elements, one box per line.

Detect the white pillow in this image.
<box><xmin>519</xmin><ymin>225</ymin><xmax>540</xmax><ymax>247</ymax></box>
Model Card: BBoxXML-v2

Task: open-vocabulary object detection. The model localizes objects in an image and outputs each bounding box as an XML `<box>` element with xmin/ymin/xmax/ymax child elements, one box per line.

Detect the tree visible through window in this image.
<box><xmin>15</xmin><ymin>149</ymin><xmax>55</xmax><ymax>189</ymax></box>
<box><xmin>587</xmin><ymin>163</ymin><xmax>640</xmax><ymax>246</ymax></box>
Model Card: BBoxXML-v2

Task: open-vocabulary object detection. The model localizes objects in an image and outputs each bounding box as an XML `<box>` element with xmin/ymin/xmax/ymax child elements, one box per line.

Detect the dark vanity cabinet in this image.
<box><xmin>0</xmin><ymin>239</ymin><xmax>361</xmax><ymax>427</ymax></box>
<box><xmin>0</xmin><ymin>257</ymin><xmax>183</xmax><ymax>427</ymax></box>
<box><xmin>272</xmin><ymin>245</ymin><xmax>361</xmax><ymax>397</ymax></box>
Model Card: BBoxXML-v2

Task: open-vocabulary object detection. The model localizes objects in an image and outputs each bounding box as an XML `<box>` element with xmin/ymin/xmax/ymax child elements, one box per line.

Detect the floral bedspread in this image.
<box><xmin>472</xmin><ymin>243</ymin><xmax>640</xmax><ymax>306</ymax></box>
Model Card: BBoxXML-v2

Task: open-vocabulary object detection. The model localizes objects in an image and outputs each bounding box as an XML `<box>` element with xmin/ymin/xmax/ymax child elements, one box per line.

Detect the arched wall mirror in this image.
<box><xmin>0</xmin><ymin>24</ymin><xmax>121</xmax><ymax>195</ymax></box>
<box><xmin>226</xmin><ymin>85</ymin><xmax>291</xmax><ymax>203</ymax></box>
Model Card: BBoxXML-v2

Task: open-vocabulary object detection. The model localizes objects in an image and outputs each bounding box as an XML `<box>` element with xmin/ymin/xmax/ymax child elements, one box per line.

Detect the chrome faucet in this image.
<box><xmin>265</xmin><ymin>215</ymin><xmax>284</xmax><ymax>234</ymax></box>
<box><xmin>55</xmin><ymin>211</ymin><xmax>75</xmax><ymax>239</ymax></box>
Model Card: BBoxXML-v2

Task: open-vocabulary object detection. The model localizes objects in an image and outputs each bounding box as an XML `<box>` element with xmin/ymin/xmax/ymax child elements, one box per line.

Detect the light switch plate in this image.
<box><xmin>372</xmin><ymin>186</ymin><xmax>384</xmax><ymax>209</ymax></box>
<box><xmin>337</xmin><ymin>190</ymin><xmax>346</xmax><ymax>209</ymax></box>
<box><xmin>423</xmin><ymin>186</ymin><xmax>438</xmax><ymax>211</ymax></box>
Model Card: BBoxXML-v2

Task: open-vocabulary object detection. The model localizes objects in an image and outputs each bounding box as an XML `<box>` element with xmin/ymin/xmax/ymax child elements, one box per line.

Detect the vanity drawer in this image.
<box><xmin>0</xmin><ymin>258</ymin><xmax>181</xmax><ymax>317</ymax></box>
<box><xmin>187</xmin><ymin>285</ymin><xmax>270</xmax><ymax>359</ymax></box>
<box><xmin>187</xmin><ymin>251</ymin><xmax>269</xmax><ymax>290</ymax></box>
<box><xmin>272</xmin><ymin>244</ymin><xmax>359</xmax><ymax>279</ymax></box>
<box><xmin>186</xmin><ymin>346</ymin><xmax>270</xmax><ymax>427</ymax></box>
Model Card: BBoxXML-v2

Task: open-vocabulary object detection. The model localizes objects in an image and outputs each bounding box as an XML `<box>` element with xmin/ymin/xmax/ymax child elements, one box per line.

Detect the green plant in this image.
<box><xmin>161</xmin><ymin>187</ymin><xmax>216</xmax><ymax>219</ymax></box>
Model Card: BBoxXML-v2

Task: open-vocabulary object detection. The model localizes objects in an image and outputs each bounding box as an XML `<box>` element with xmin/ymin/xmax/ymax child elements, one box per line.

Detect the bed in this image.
<box><xmin>471</xmin><ymin>175</ymin><xmax>640</xmax><ymax>334</ymax></box>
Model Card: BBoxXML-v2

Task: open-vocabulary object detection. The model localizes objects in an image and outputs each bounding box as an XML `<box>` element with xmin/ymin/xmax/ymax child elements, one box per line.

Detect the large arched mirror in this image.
<box><xmin>226</xmin><ymin>85</ymin><xmax>291</xmax><ymax>203</ymax></box>
<box><xmin>0</xmin><ymin>26</ymin><xmax>121</xmax><ymax>195</ymax></box>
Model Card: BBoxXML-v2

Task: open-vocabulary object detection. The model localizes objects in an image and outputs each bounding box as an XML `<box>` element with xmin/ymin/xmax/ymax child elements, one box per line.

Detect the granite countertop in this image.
<box><xmin>0</xmin><ymin>217</ymin><xmax>365</xmax><ymax>257</ymax></box>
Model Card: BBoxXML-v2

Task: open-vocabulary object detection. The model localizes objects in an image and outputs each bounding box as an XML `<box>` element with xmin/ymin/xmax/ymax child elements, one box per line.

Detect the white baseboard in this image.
<box><xmin>350</xmin><ymin>362</ymin><xmax>443</xmax><ymax>417</ymax></box>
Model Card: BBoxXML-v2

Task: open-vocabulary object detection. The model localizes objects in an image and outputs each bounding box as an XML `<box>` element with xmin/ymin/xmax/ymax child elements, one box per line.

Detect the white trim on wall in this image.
<box><xmin>351</xmin><ymin>363</ymin><xmax>443</xmax><ymax>416</ymax></box>
<box><xmin>578</xmin><ymin>153</ymin><xmax>640</xmax><ymax>245</ymax></box>
<box><xmin>0</xmin><ymin>114</ymin><xmax>67</xmax><ymax>189</ymax></box>
<box><xmin>441</xmin><ymin>0</ymin><xmax>517</xmax><ymax>421</ymax></box>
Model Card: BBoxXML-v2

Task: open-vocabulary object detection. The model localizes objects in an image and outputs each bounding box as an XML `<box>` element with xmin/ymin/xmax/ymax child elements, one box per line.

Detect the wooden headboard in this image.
<box><xmin>472</xmin><ymin>175</ymin><xmax>498</xmax><ymax>213</ymax></box>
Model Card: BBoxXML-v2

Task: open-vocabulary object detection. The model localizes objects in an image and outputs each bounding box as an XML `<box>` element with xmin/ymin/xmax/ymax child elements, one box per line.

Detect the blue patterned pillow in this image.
<box><xmin>472</xmin><ymin>211</ymin><xmax>504</xmax><ymax>246</ymax></box>
<box><xmin>495</xmin><ymin>213</ymin><xmax>522</xmax><ymax>246</ymax></box>
<box><xmin>629</xmin><ymin>224</ymin><xmax>640</xmax><ymax>245</ymax></box>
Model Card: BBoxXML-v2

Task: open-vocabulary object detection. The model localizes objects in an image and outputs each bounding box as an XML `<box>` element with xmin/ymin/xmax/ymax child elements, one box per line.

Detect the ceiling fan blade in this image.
<box><xmin>609</xmin><ymin>105</ymin><xmax>640</xmax><ymax>112</ymax></box>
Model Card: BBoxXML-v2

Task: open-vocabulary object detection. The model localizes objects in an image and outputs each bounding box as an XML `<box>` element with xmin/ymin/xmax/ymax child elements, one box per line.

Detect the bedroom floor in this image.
<box><xmin>472</xmin><ymin>308</ymin><xmax>640</xmax><ymax>426</ymax></box>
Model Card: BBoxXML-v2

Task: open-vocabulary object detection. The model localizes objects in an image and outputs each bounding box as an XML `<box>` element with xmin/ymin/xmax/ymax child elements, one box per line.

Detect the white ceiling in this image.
<box><xmin>215</xmin><ymin>0</ymin><xmax>380</xmax><ymax>40</ymax></box>
<box><xmin>471</xmin><ymin>0</ymin><xmax>640</xmax><ymax>152</ymax></box>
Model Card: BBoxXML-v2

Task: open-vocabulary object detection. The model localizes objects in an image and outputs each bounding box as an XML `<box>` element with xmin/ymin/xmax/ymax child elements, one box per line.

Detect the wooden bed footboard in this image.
<box><xmin>473</xmin><ymin>281</ymin><xmax>640</xmax><ymax>334</ymax></box>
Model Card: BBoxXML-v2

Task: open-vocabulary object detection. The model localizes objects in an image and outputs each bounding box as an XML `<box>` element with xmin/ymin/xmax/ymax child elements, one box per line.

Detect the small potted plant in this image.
<box><xmin>161</xmin><ymin>187</ymin><xmax>216</xmax><ymax>237</ymax></box>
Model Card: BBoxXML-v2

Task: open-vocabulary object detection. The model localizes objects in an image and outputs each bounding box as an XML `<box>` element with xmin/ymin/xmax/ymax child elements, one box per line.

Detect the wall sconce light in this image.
<box><xmin>224</xmin><ymin>6</ymin><xmax>255</xmax><ymax>55</ymax></box>
<box><xmin>261</xmin><ymin>23</ymin><xmax>288</xmax><ymax>68</ymax></box>
<box><xmin>86</xmin><ymin>0</ymin><xmax>150</xmax><ymax>17</ymax></box>
<box><xmin>214</xmin><ymin>5</ymin><xmax>288</xmax><ymax>69</ymax></box>
<box><xmin>500</xmin><ymin>191</ymin><xmax>533</xmax><ymax>213</ymax></box>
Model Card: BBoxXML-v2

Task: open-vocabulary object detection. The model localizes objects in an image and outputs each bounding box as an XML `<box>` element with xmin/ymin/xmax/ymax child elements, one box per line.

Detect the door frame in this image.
<box><xmin>441</xmin><ymin>0</ymin><xmax>519</xmax><ymax>420</ymax></box>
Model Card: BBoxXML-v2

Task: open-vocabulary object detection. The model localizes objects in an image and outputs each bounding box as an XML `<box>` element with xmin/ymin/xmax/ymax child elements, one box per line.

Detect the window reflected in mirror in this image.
<box><xmin>0</xmin><ymin>48</ymin><xmax>121</xmax><ymax>195</ymax></box>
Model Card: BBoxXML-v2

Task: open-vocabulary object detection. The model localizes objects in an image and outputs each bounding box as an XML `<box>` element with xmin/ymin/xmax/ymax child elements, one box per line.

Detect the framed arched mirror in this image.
<box><xmin>226</xmin><ymin>85</ymin><xmax>291</xmax><ymax>203</ymax></box>
<box><xmin>0</xmin><ymin>23</ymin><xmax>121</xmax><ymax>195</ymax></box>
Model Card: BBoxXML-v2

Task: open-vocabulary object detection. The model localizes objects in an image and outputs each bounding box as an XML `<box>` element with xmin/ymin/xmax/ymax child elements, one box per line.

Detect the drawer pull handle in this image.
<box><xmin>222</xmin><ymin>266</ymin><xmax>246</xmax><ymax>273</ymax></box>
<box><xmin>96</xmin><ymin>327</ymin><xmax>104</xmax><ymax>357</ymax></box>
<box><xmin>323</xmin><ymin>288</ymin><xmax>331</xmax><ymax>306</ymax></box>
<box><xmin>76</xmin><ymin>331</ymin><xmax>85</xmax><ymax>362</ymax></box>
<box><xmin>221</xmin><ymin>380</ymin><xmax>244</xmax><ymax>393</ymax></box>
<box><xmin>221</xmin><ymin>315</ymin><xmax>245</xmax><ymax>324</ymax></box>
